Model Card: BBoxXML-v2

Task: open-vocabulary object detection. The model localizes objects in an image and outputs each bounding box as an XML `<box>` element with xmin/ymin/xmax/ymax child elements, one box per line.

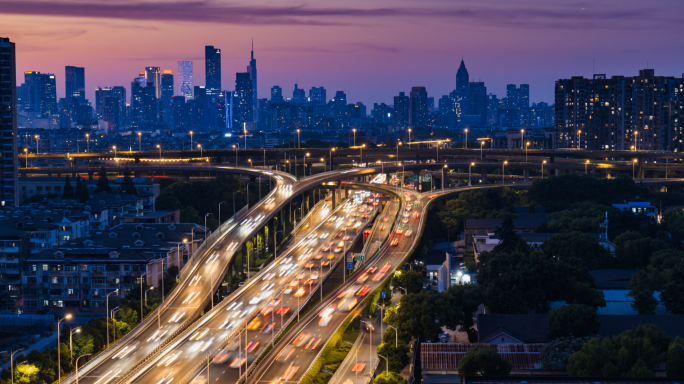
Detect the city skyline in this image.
<box><xmin>3</xmin><ymin>0</ymin><xmax>684</xmax><ymax>106</ymax></box>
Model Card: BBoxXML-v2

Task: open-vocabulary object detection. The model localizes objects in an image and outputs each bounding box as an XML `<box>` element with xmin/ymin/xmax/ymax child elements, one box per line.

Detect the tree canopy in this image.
<box><xmin>457</xmin><ymin>345</ymin><xmax>512</xmax><ymax>381</ymax></box>
<box><xmin>61</xmin><ymin>175</ymin><xmax>74</xmax><ymax>198</ymax></box>
<box><xmin>94</xmin><ymin>166</ymin><xmax>112</xmax><ymax>194</ymax></box>
<box><xmin>547</xmin><ymin>304</ymin><xmax>601</xmax><ymax>339</ymax></box>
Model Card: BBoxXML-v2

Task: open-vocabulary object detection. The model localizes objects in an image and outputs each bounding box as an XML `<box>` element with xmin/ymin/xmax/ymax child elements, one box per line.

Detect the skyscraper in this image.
<box><xmin>205</xmin><ymin>46</ymin><xmax>221</xmax><ymax>103</ymax></box>
<box><xmin>292</xmin><ymin>84</ymin><xmax>305</xmax><ymax>104</ymax></box>
<box><xmin>145</xmin><ymin>67</ymin><xmax>161</xmax><ymax>99</ymax></box>
<box><xmin>178</xmin><ymin>61</ymin><xmax>193</xmax><ymax>100</ymax></box>
<box><xmin>0</xmin><ymin>37</ymin><xmax>18</xmax><ymax>205</ymax></box>
<box><xmin>506</xmin><ymin>84</ymin><xmax>530</xmax><ymax>109</ymax></box>
<box><xmin>271</xmin><ymin>86</ymin><xmax>283</xmax><ymax>102</ymax></box>
<box><xmin>22</xmin><ymin>71</ymin><xmax>57</xmax><ymax>118</ymax></box>
<box><xmin>161</xmin><ymin>70</ymin><xmax>174</xmax><ymax>99</ymax></box>
<box><xmin>468</xmin><ymin>82</ymin><xmax>488</xmax><ymax>125</ymax></box>
<box><xmin>95</xmin><ymin>86</ymin><xmax>126</xmax><ymax>123</ymax></box>
<box><xmin>456</xmin><ymin>59</ymin><xmax>469</xmax><ymax>94</ymax></box>
<box><xmin>246</xmin><ymin>42</ymin><xmax>257</xmax><ymax>122</ymax></box>
<box><xmin>409</xmin><ymin>87</ymin><xmax>428</xmax><ymax>128</ymax></box>
<box><xmin>393</xmin><ymin>92</ymin><xmax>410</xmax><ymax>127</ymax></box>
<box><xmin>65</xmin><ymin>66</ymin><xmax>85</xmax><ymax>101</ymax></box>
<box><xmin>309</xmin><ymin>87</ymin><xmax>326</xmax><ymax>105</ymax></box>
<box><xmin>233</xmin><ymin>72</ymin><xmax>253</xmax><ymax>128</ymax></box>
<box><xmin>131</xmin><ymin>71</ymin><xmax>157</xmax><ymax>129</ymax></box>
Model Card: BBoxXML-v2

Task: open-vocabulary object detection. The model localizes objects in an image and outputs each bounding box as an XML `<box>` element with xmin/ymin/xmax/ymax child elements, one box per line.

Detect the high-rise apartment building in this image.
<box><xmin>205</xmin><ymin>46</ymin><xmax>221</xmax><ymax>103</ymax></box>
<box><xmin>271</xmin><ymin>86</ymin><xmax>283</xmax><ymax>102</ymax></box>
<box><xmin>410</xmin><ymin>86</ymin><xmax>428</xmax><ymax>128</ymax></box>
<box><xmin>309</xmin><ymin>87</ymin><xmax>326</xmax><ymax>105</ymax></box>
<box><xmin>65</xmin><ymin>66</ymin><xmax>85</xmax><ymax>101</ymax></box>
<box><xmin>161</xmin><ymin>70</ymin><xmax>174</xmax><ymax>99</ymax></box>
<box><xmin>468</xmin><ymin>82</ymin><xmax>488</xmax><ymax>125</ymax></box>
<box><xmin>95</xmin><ymin>86</ymin><xmax>126</xmax><ymax>128</ymax></box>
<box><xmin>506</xmin><ymin>84</ymin><xmax>530</xmax><ymax>109</ymax></box>
<box><xmin>144</xmin><ymin>67</ymin><xmax>161</xmax><ymax>99</ymax></box>
<box><xmin>393</xmin><ymin>92</ymin><xmax>410</xmax><ymax>127</ymax></box>
<box><xmin>292</xmin><ymin>84</ymin><xmax>305</xmax><ymax>104</ymax></box>
<box><xmin>131</xmin><ymin>71</ymin><xmax>157</xmax><ymax>129</ymax></box>
<box><xmin>178</xmin><ymin>61</ymin><xmax>193</xmax><ymax>100</ymax></box>
<box><xmin>555</xmin><ymin>69</ymin><xmax>684</xmax><ymax>151</ymax></box>
<box><xmin>233</xmin><ymin>72</ymin><xmax>253</xmax><ymax>128</ymax></box>
<box><xmin>0</xmin><ymin>37</ymin><xmax>18</xmax><ymax>206</ymax></box>
<box><xmin>246</xmin><ymin>44</ymin><xmax>257</xmax><ymax>123</ymax></box>
<box><xmin>22</xmin><ymin>71</ymin><xmax>57</xmax><ymax>118</ymax></box>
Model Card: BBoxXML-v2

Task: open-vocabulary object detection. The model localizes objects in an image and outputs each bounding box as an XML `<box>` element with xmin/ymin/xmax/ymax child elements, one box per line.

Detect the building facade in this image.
<box><xmin>0</xmin><ymin>37</ymin><xmax>18</xmax><ymax>206</ymax></box>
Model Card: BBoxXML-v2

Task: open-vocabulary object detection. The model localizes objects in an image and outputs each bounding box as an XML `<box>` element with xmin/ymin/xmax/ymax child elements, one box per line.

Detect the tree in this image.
<box><xmin>667</xmin><ymin>337</ymin><xmax>684</xmax><ymax>377</ymax></box>
<box><xmin>539</xmin><ymin>336</ymin><xmax>590</xmax><ymax>370</ymax></box>
<box><xmin>565</xmin><ymin>282</ymin><xmax>606</xmax><ymax>309</ymax></box>
<box><xmin>62</xmin><ymin>175</ymin><xmax>74</xmax><ymax>198</ymax></box>
<box><xmin>444</xmin><ymin>284</ymin><xmax>485</xmax><ymax>342</ymax></box>
<box><xmin>392</xmin><ymin>290</ymin><xmax>455</xmax><ymax>343</ymax></box>
<box><xmin>567</xmin><ymin>324</ymin><xmax>671</xmax><ymax>376</ymax></box>
<box><xmin>72</xmin><ymin>334</ymin><xmax>95</xmax><ymax>356</ymax></box>
<box><xmin>394</xmin><ymin>270</ymin><xmax>423</xmax><ymax>294</ymax></box>
<box><xmin>180</xmin><ymin>206</ymin><xmax>202</xmax><ymax>224</ymax></box>
<box><xmin>121</xmin><ymin>167</ymin><xmax>138</xmax><ymax>195</ymax></box>
<box><xmin>94</xmin><ymin>166</ymin><xmax>112</xmax><ymax>194</ymax></box>
<box><xmin>493</xmin><ymin>216</ymin><xmax>526</xmax><ymax>255</ymax></box>
<box><xmin>613</xmin><ymin>231</ymin><xmax>669</xmax><ymax>269</ymax></box>
<box><xmin>628</xmin><ymin>249</ymin><xmax>684</xmax><ymax>314</ymax></box>
<box><xmin>457</xmin><ymin>345</ymin><xmax>512</xmax><ymax>381</ymax></box>
<box><xmin>547</xmin><ymin>304</ymin><xmax>601</xmax><ymax>339</ymax></box>
<box><xmin>74</xmin><ymin>177</ymin><xmax>90</xmax><ymax>203</ymax></box>
<box><xmin>14</xmin><ymin>363</ymin><xmax>40</xmax><ymax>384</ymax></box>
<box><xmin>543</xmin><ymin>232</ymin><xmax>612</xmax><ymax>269</ymax></box>
<box><xmin>156</xmin><ymin>193</ymin><xmax>183</xmax><ymax>210</ymax></box>
<box><xmin>377</xmin><ymin>342</ymin><xmax>411</xmax><ymax>373</ymax></box>
<box><xmin>373</xmin><ymin>371</ymin><xmax>404</xmax><ymax>384</ymax></box>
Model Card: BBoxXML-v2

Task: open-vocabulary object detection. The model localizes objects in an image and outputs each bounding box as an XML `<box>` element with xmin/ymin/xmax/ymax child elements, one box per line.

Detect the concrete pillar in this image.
<box><xmin>481</xmin><ymin>169</ymin><xmax>487</xmax><ymax>182</ymax></box>
<box><xmin>413</xmin><ymin>170</ymin><xmax>421</xmax><ymax>192</ymax></box>
<box><xmin>524</xmin><ymin>169</ymin><xmax>530</xmax><ymax>182</ymax></box>
<box><xmin>331</xmin><ymin>186</ymin><xmax>337</xmax><ymax>210</ymax></box>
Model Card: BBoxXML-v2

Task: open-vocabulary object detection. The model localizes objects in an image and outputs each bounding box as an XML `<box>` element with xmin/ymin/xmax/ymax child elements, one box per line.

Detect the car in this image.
<box><xmin>322</xmin><ymin>246</ymin><xmax>330</xmax><ymax>252</ymax></box>
<box><xmin>366</xmin><ymin>266</ymin><xmax>378</xmax><ymax>274</ymax></box>
<box><xmin>321</xmin><ymin>260</ymin><xmax>330</xmax><ymax>267</ymax></box>
<box><xmin>283</xmin><ymin>287</ymin><xmax>293</xmax><ymax>294</ymax></box>
<box><xmin>383</xmin><ymin>217</ymin><xmax>389</xmax><ymax>222</ymax></box>
<box><xmin>230</xmin><ymin>354</ymin><xmax>246</xmax><ymax>368</ymax></box>
<box><xmin>405</xmin><ymin>230</ymin><xmax>413</xmax><ymax>237</ymax></box>
<box><xmin>294</xmin><ymin>288</ymin><xmax>306</xmax><ymax>297</ymax></box>
<box><xmin>334</xmin><ymin>247</ymin><xmax>343</xmax><ymax>253</ymax></box>
<box><xmin>357</xmin><ymin>273</ymin><xmax>369</xmax><ymax>283</ymax></box>
<box><xmin>245</xmin><ymin>340</ymin><xmax>260</xmax><ymax>353</ymax></box>
<box><xmin>336</xmin><ymin>231</ymin><xmax>343</xmax><ymax>238</ymax></box>
<box><xmin>311</xmin><ymin>272</ymin><xmax>320</xmax><ymax>280</ymax></box>
<box><xmin>327</xmin><ymin>240</ymin><xmax>335</xmax><ymax>246</ymax></box>
<box><xmin>281</xmin><ymin>365</ymin><xmax>300</xmax><ymax>380</ymax></box>
<box><xmin>356</xmin><ymin>286</ymin><xmax>371</xmax><ymax>296</ymax></box>
<box><xmin>314</xmin><ymin>253</ymin><xmax>323</xmax><ymax>260</ymax></box>
<box><xmin>396</xmin><ymin>229</ymin><xmax>404</xmax><ymax>235</ymax></box>
<box><xmin>391</xmin><ymin>238</ymin><xmax>399</xmax><ymax>246</ymax></box>
<box><xmin>337</xmin><ymin>241</ymin><xmax>344</xmax><ymax>247</ymax></box>
<box><xmin>212</xmin><ymin>350</ymin><xmax>230</xmax><ymax>364</ymax></box>
<box><xmin>247</xmin><ymin>318</ymin><xmax>262</xmax><ymax>330</ymax></box>
<box><xmin>401</xmin><ymin>218</ymin><xmax>409</xmax><ymax>224</ymax></box>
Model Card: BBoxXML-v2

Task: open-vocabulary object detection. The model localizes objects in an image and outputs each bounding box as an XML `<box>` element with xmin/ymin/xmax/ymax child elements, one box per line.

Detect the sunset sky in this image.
<box><xmin>2</xmin><ymin>0</ymin><xmax>683</xmax><ymax>107</ymax></box>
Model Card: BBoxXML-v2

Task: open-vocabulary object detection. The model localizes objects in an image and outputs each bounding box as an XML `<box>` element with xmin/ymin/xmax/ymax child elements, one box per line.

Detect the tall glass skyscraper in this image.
<box><xmin>65</xmin><ymin>65</ymin><xmax>85</xmax><ymax>101</ymax></box>
<box><xmin>145</xmin><ymin>67</ymin><xmax>161</xmax><ymax>99</ymax></box>
<box><xmin>246</xmin><ymin>43</ymin><xmax>257</xmax><ymax>122</ymax></box>
<box><xmin>0</xmin><ymin>37</ymin><xmax>17</xmax><ymax>205</ymax></box>
<box><xmin>205</xmin><ymin>46</ymin><xmax>221</xmax><ymax>103</ymax></box>
<box><xmin>178</xmin><ymin>61</ymin><xmax>193</xmax><ymax>100</ymax></box>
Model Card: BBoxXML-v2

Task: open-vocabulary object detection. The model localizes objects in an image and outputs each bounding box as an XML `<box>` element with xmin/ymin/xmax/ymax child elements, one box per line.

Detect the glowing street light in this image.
<box><xmin>502</xmin><ymin>160</ymin><xmax>508</xmax><ymax>185</ymax></box>
<box><xmin>156</xmin><ymin>144</ymin><xmax>161</xmax><ymax>159</ymax></box>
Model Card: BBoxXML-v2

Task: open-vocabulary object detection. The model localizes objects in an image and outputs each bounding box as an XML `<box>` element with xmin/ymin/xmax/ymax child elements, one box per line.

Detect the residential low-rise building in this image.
<box><xmin>19</xmin><ymin>176</ymin><xmax>160</xmax><ymax>204</ymax></box>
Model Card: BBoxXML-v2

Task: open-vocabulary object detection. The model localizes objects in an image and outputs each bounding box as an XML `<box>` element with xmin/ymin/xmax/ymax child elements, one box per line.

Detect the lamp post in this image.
<box><xmin>585</xmin><ymin>160</ymin><xmax>589</xmax><ymax>175</ymax></box>
<box><xmin>320</xmin><ymin>158</ymin><xmax>325</xmax><ymax>172</ymax></box>
<box><xmin>525</xmin><ymin>142</ymin><xmax>529</xmax><ymax>162</ymax></box>
<box><xmin>218</xmin><ymin>201</ymin><xmax>227</xmax><ymax>231</ymax></box>
<box><xmin>304</xmin><ymin>153</ymin><xmax>310</xmax><ymax>176</ymax></box>
<box><xmin>387</xmin><ymin>325</ymin><xmax>398</xmax><ymax>347</ymax></box>
<box><xmin>245</xmin><ymin>182</ymin><xmax>252</xmax><ymax>209</ymax></box>
<box><xmin>464</xmin><ymin>128</ymin><xmax>468</xmax><ymax>149</ymax></box>
<box><xmin>105</xmin><ymin>290</ymin><xmax>118</xmax><ymax>348</ymax></box>
<box><xmin>248</xmin><ymin>159</ymin><xmax>252</xmax><ymax>168</ymax></box>
<box><xmin>329</xmin><ymin>147</ymin><xmax>336</xmax><ymax>171</ymax></box>
<box><xmin>502</xmin><ymin>161</ymin><xmax>507</xmax><ymax>185</ymax></box>
<box><xmin>113</xmin><ymin>146</ymin><xmax>117</xmax><ymax>158</ymax></box>
<box><xmin>85</xmin><ymin>133</ymin><xmax>89</xmax><ymax>153</ymax></box>
<box><xmin>407</xmin><ymin>128</ymin><xmax>411</xmax><ymax>146</ymax></box>
<box><xmin>577</xmin><ymin>130</ymin><xmax>581</xmax><ymax>149</ymax></box>
<box><xmin>177</xmin><ymin>239</ymin><xmax>187</xmax><ymax>271</ymax></box>
<box><xmin>634</xmin><ymin>131</ymin><xmax>638</xmax><ymax>151</ymax></box>
<box><xmin>520</xmin><ymin>129</ymin><xmax>524</xmax><ymax>150</ymax></box>
<box><xmin>58</xmin><ymin>314</ymin><xmax>72</xmax><ymax>383</ymax></box>
<box><xmin>156</xmin><ymin>144</ymin><xmax>161</xmax><ymax>159</ymax></box>
<box><xmin>233</xmin><ymin>145</ymin><xmax>238</xmax><ymax>166</ymax></box>
<box><xmin>633</xmin><ymin>159</ymin><xmax>637</xmax><ymax>179</ymax></box>
<box><xmin>361</xmin><ymin>320</ymin><xmax>373</xmax><ymax>368</ymax></box>
<box><xmin>244</xmin><ymin>129</ymin><xmax>248</xmax><ymax>149</ymax></box>
<box><xmin>480</xmin><ymin>140</ymin><xmax>484</xmax><ymax>160</ymax></box>
<box><xmin>24</xmin><ymin>148</ymin><xmax>28</xmax><ymax>168</ymax></box>
<box><xmin>70</xmin><ymin>327</ymin><xmax>81</xmax><ymax>359</ymax></box>
<box><xmin>378</xmin><ymin>354</ymin><xmax>389</xmax><ymax>375</ymax></box>
<box><xmin>75</xmin><ymin>354</ymin><xmax>92</xmax><ymax>384</ymax></box>
<box><xmin>138</xmin><ymin>132</ymin><xmax>142</xmax><ymax>152</ymax></box>
<box><xmin>469</xmin><ymin>162</ymin><xmax>474</xmax><ymax>186</ymax></box>
<box><xmin>360</xmin><ymin>145</ymin><xmax>365</xmax><ymax>166</ymax></box>
<box><xmin>10</xmin><ymin>348</ymin><xmax>24</xmax><ymax>384</ymax></box>
<box><xmin>145</xmin><ymin>286</ymin><xmax>154</xmax><ymax>306</ymax></box>
<box><xmin>436</xmin><ymin>141</ymin><xmax>440</xmax><ymax>162</ymax></box>
<box><xmin>34</xmin><ymin>135</ymin><xmax>39</xmax><ymax>154</ymax></box>
<box><xmin>542</xmin><ymin>160</ymin><xmax>546</xmax><ymax>179</ymax></box>
<box><xmin>297</xmin><ymin>129</ymin><xmax>301</xmax><ymax>148</ymax></box>
<box><xmin>352</xmin><ymin>129</ymin><xmax>356</xmax><ymax>147</ymax></box>
<box><xmin>111</xmin><ymin>308</ymin><xmax>122</xmax><ymax>342</ymax></box>
<box><xmin>189</xmin><ymin>131</ymin><xmax>193</xmax><ymax>150</ymax></box>
<box><xmin>396</xmin><ymin>141</ymin><xmax>402</xmax><ymax>165</ymax></box>
<box><xmin>198</xmin><ymin>144</ymin><xmax>203</xmax><ymax>158</ymax></box>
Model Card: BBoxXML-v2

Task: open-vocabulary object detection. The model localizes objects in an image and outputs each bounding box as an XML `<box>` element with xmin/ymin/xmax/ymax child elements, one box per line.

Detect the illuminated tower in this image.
<box><xmin>178</xmin><ymin>61</ymin><xmax>193</xmax><ymax>100</ymax></box>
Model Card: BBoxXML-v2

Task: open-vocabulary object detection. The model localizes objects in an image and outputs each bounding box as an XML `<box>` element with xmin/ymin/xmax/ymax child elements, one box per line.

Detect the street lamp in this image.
<box><xmin>248</xmin><ymin>159</ymin><xmax>252</xmax><ymax>167</ymax></box>
<box><xmin>577</xmin><ymin>130</ymin><xmax>581</xmax><ymax>149</ymax></box>
<box><xmin>23</xmin><ymin>148</ymin><xmax>28</xmax><ymax>168</ymax></box>
<box><xmin>189</xmin><ymin>130</ymin><xmax>193</xmax><ymax>150</ymax></box>
<box><xmin>396</xmin><ymin>141</ymin><xmax>402</xmax><ymax>165</ymax></box>
<box><xmin>352</xmin><ymin>128</ymin><xmax>357</xmax><ymax>147</ymax></box>
<box><xmin>111</xmin><ymin>308</ymin><xmax>122</xmax><ymax>342</ymax></box>
<box><xmin>113</xmin><ymin>146</ymin><xmax>117</xmax><ymax>158</ymax></box>
<box><xmin>407</xmin><ymin>128</ymin><xmax>411</xmax><ymax>146</ymax></box>
<box><xmin>156</xmin><ymin>144</ymin><xmax>161</xmax><ymax>159</ymax></box>
<box><xmin>233</xmin><ymin>144</ymin><xmax>238</xmax><ymax>167</ymax></box>
<box><xmin>360</xmin><ymin>144</ymin><xmax>365</xmax><ymax>166</ymax></box>
<box><xmin>542</xmin><ymin>160</ymin><xmax>546</xmax><ymax>179</ymax></box>
<box><xmin>304</xmin><ymin>153</ymin><xmax>310</xmax><ymax>176</ymax></box>
<box><xmin>75</xmin><ymin>354</ymin><xmax>92</xmax><ymax>384</ymax></box>
<box><xmin>198</xmin><ymin>144</ymin><xmax>203</xmax><ymax>158</ymax></box>
<box><xmin>525</xmin><ymin>141</ymin><xmax>530</xmax><ymax>162</ymax></box>
<box><xmin>480</xmin><ymin>140</ymin><xmax>485</xmax><ymax>160</ymax></box>
<box><xmin>218</xmin><ymin>201</ymin><xmax>227</xmax><ymax>231</ymax></box>
<box><xmin>85</xmin><ymin>133</ymin><xmax>90</xmax><ymax>153</ymax></box>
<box><xmin>10</xmin><ymin>348</ymin><xmax>24</xmax><ymax>384</ymax></box>
<box><xmin>106</xmin><ymin>290</ymin><xmax>118</xmax><ymax>348</ymax></box>
<box><xmin>469</xmin><ymin>162</ymin><xmax>474</xmax><ymax>186</ymax></box>
<box><xmin>634</xmin><ymin>131</ymin><xmax>638</xmax><ymax>151</ymax></box>
<box><xmin>361</xmin><ymin>320</ymin><xmax>374</xmax><ymax>368</ymax></box>
<box><xmin>633</xmin><ymin>159</ymin><xmax>638</xmax><ymax>179</ymax></box>
<box><xmin>58</xmin><ymin>314</ymin><xmax>72</xmax><ymax>383</ymax></box>
<box><xmin>274</xmin><ymin>230</ymin><xmax>284</xmax><ymax>260</ymax></box>
<box><xmin>138</xmin><ymin>132</ymin><xmax>142</xmax><ymax>151</ymax></box>
<box><xmin>502</xmin><ymin>161</ymin><xmax>507</xmax><ymax>185</ymax></box>
<box><xmin>387</xmin><ymin>325</ymin><xmax>398</xmax><ymax>347</ymax></box>
<box><xmin>464</xmin><ymin>128</ymin><xmax>468</xmax><ymax>149</ymax></box>
<box><xmin>378</xmin><ymin>354</ymin><xmax>389</xmax><ymax>375</ymax></box>
<box><xmin>585</xmin><ymin>160</ymin><xmax>589</xmax><ymax>175</ymax></box>
<box><xmin>145</xmin><ymin>286</ymin><xmax>154</xmax><ymax>306</ymax></box>
<box><xmin>34</xmin><ymin>135</ymin><xmax>39</xmax><ymax>154</ymax></box>
<box><xmin>297</xmin><ymin>129</ymin><xmax>301</xmax><ymax>148</ymax></box>
<box><xmin>344</xmin><ymin>340</ymin><xmax>359</xmax><ymax>384</ymax></box>
<box><xmin>70</xmin><ymin>327</ymin><xmax>81</xmax><ymax>359</ymax></box>
<box><xmin>520</xmin><ymin>129</ymin><xmax>524</xmax><ymax>150</ymax></box>
<box><xmin>329</xmin><ymin>147</ymin><xmax>336</xmax><ymax>171</ymax></box>
<box><xmin>244</xmin><ymin>129</ymin><xmax>248</xmax><ymax>149</ymax></box>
